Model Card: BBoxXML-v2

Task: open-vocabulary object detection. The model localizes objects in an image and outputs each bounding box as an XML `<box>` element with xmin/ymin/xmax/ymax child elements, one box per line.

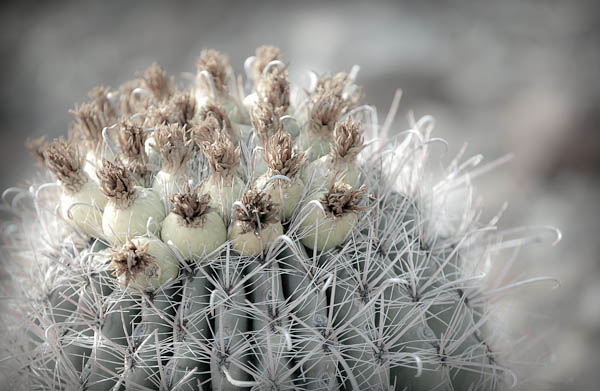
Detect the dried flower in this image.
<box><xmin>43</xmin><ymin>138</ymin><xmax>87</xmax><ymax>194</ymax></box>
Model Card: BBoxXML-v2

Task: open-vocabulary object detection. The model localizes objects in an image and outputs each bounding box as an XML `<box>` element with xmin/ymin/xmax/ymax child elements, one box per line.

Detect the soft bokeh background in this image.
<box><xmin>1</xmin><ymin>0</ymin><xmax>598</xmax><ymax>389</ymax></box>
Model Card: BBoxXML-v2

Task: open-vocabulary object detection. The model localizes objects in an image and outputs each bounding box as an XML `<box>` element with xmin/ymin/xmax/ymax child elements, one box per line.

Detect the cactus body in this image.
<box><xmin>0</xmin><ymin>46</ymin><xmax>559</xmax><ymax>391</ymax></box>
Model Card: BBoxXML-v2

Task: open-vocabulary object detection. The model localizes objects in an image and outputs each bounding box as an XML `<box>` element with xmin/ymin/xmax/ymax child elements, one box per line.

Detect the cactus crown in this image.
<box><xmin>43</xmin><ymin>138</ymin><xmax>87</xmax><ymax>193</ymax></box>
<box><xmin>170</xmin><ymin>185</ymin><xmax>213</xmax><ymax>228</ymax></box>
<box><xmin>97</xmin><ymin>158</ymin><xmax>137</xmax><ymax>208</ymax></box>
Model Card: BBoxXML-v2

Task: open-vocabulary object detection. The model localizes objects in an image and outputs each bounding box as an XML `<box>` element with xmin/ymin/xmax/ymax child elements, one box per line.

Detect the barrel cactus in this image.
<box><xmin>0</xmin><ymin>46</ymin><xmax>560</xmax><ymax>390</ymax></box>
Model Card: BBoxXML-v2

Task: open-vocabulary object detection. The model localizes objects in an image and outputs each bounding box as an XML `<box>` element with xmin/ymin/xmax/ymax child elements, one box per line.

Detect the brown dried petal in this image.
<box><xmin>196</xmin><ymin>49</ymin><xmax>230</xmax><ymax>94</ymax></box>
<box><xmin>152</xmin><ymin>123</ymin><xmax>194</xmax><ymax>174</ymax></box>
<box><xmin>97</xmin><ymin>159</ymin><xmax>137</xmax><ymax>208</ymax></box>
<box><xmin>109</xmin><ymin>240</ymin><xmax>155</xmax><ymax>287</ymax></box>
<box><xmin>118</xmin><ymin>121</ymin><xmax>147</xmax><ymax>163</ymax></box>
<box><xmin>199</xmin><ymin>131</ymin><xmax>240</xmax><ymax>180</ymax></box>
<box><xmin>330</xmin><ymin>117</ymin><xmax>364</xmax><ymax>162</ymax></box>
<box><xmin>26</xmin><ymin>135</ymin><xmax>48</xmax><ymax>168</ymax></box>
<box><xmin>312</xmin><ymin>71</ymin><xmax>363</xmax><ymax>116</ymax></box>
<box><xmin>144</xmin><ymin>103</ymin><xmax>172</xmax><ymax>128</ymax></box>
<box><xmin>253</xmin><ymin>45</ymin><xmax>283</xmax><ymax>82</ymax></box>
<box><xmin>320</xmin><ymin>180</ymin><xmax>369</xmax><ymax>218</ymax></box>
<box><xmin>69</xmin><ymin>102</ymin><xmax>110</xmax><ymax>150</ymax></box>
<box><xmin>168</xmin><ymin>91</ymin><xmax>197</xmax><ymax>128</ymax></box>
<box><xmin>259</xmin><ymin>66</ymin><xmax>290</xmax><ymax>111</ymax></box>
<box><xmin>233</xmin><ymin>189</ymin><xmax>279</xmax><ymax>234</ymax></box>
<box><xmin>117</xmin><ymin>79</ymin><xmax>153</xmax><ymax>117</ymax></box>
<box><xmin>138</xmin><ymin>62</ymin><xmax>174</xmax><ymax>101</ymax></box>
<box><xmin>195</xmin><ymin>103</ymin><xmax>236</xmax><ymax>143</ymax></box>
<box><xmin>250</xmin><ymin>102</ymin><xmax>284</xmax><ymax>146</ymax></box>
<box><xmin>170</xmin><ymin>184</ymin><xmax>213</xmax><ymax>228</ymax></box>
<box><xmin>264</xmin><ymin>131</ymin><xmax>306</xmax><ymax>179</ymax></box>
<box><xmin>43</xmin><ymin>138</ymin><xmax>87</xmax><ymax>194</ymax></box>
<box><xmin>88</xmin><ymin>85</ymin><xmax>118</xmax><ymax>121</ymax></box>
<box><xmin>308</xmin><ymin>91</ymin><xmax>345</xmax><ymax>134</ymax></box>
<box><xmin>197</xmin><ymin>103</ymin><xmax>231</xmax><ymax>130</ymax></box>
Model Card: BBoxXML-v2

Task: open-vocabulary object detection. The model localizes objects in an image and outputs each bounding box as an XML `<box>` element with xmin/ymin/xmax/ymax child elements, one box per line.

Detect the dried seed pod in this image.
<box><xmin>255</xmin><ymin>131</ymin><xmax>306</xmax><ymax>220</ymax></box>
<box><xmin>44</xmin><ymin>138</ymin><xmax>107</xmax><ymax>237</ymax></box>
<box><xmin>97</xmin><ymin>159</ymin><xmax>165</xmax><ymax>244</ymax></box>
<box><xmin>161</xmin><ymin>185</ymin><xmax>226</xmax><ymax>259</ymax></box>
<box><xmin>151</xmin><ymin>123</ymin><xmax>195</xmax><ymax>198</ymax></box>
<box><xmin>198</xmin><ymin>130</ymin><xmax>244</xmax><ymax>218</ymax></box>
<box><xmin>109</xmin><ymin>237</ymin><xmax>178</xmax><ymax>291</ymax></box>
<box><xmin>303</xmin><ymin>117</ymin><xmax>364</xmax><ymax>189</ymax></box>
<box><xmin>300</xmin><ymin>180</ymin><xmax>370</xmax><ymax>251</ymax></box>
<box><xmin>196</xmin><ymin>49</ymin><xmax>250</xmax><ymax>124</ymax></box>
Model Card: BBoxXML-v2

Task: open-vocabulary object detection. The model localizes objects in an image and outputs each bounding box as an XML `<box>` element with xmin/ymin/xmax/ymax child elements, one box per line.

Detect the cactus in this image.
<box><xmin>0</xmin><ymin>46</ymin><xmax>560</xmax><ymax>390</ymax></box>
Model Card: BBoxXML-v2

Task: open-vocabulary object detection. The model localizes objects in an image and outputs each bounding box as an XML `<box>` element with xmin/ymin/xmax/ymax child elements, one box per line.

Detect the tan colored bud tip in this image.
<box><xmin>43</xmin><ymin>138</ymin><xmax>87</xmax><ymax>194</ymax></box>
<box><xmin>138</xmin><ymin>62</ymin><xmax>174</xmax><ymax>101</ymax></box>
<box><xmin>196</xmin><ymin>49</ymin><xmax>230</xmax><ymax>95</ymax></box>
<box><xmin>234</xmin><ymin>189</ymin><xmax>279</xmax><ymax>234</ymax></box>
<box><xmin>143</xmin><ymin>102</ymin><xmax>172</xmax><ymax>128</ymax></box>
<box><xmin>97</xmin><ymin>159</ymin><xmax>137</xmax><ymax>209</ymax></box>
<box><xmin>264</xmin><ymin>131</ymin><xmax>306</xmax><ymax>179</ymax></box>
<box><xmin>312</xmin><ymin>71</ymin><xmax>363</xmax><ymax>116</ymax></box>
<box><xmin>253</xmin><ymin>45</ymin><xmax>283</xmax><ymax>82</ymax></box>
<box><xmin>152</xmin><ymin>123</ymin><xmax>194</xmax><ymax>174</ymax></box>
<box><xmin>194</xmin><ymin>103</ymin><xmax>235</xmax><ymax>143</ymax></box>
<box><xmin>260</xmin><ymin>66</ymin><xmax>290</xmax><ymax>112</ymax></box>
<box><xmin>109</xmin><ymin>240</ymin><xmax>155</xmax><ymax>286</ymax></box>
<box><xmin>308</xmin><ymin>91</ymin><xmax>345</xmax><ymax>134</ymax></box>
<box><xmin>26</xmin><ymin>135</ymin><xmax>48</xmax><ymax>168</ymax></box>
<box><xmin>88</xmin><ymin>85</ymin><xmax>118</xmax><ymax>120</ymax></box>
<box><xmin>250</xmin><ymin>101</ymin><xmax>284</xmax><ymax>146</ymax></box>
<box><xmin>118</xmin><ymin>121</ymin><xmax>147</xmax><ymax>163</ymax></box>
<box><xmin>168</xmin><ymin>91</ymin><xmax>197</xmax><ymax>128</ymax></box>
<box><xmin>69</xmin><ymin>102</ymin><xmax>109</xmax><ymax>150</ymax></box>
<box><xmin>330</xmin><ymin>117</ymin><xmax>364</xmax><ymax>163</ymax></box>
<box><xmin>320</xmin><ymin>180</ymin><xmax>370</xmax><ymax>218</ymax></box>
<box><xmin>170</xmin><ymin>184</ymin><xmax>213</xmax><ymax>228</ymax></box>
<box><xmin>117</xmin><ymin>79</ymin><xmax>153</xmax><ymax>117</ymax></box>
<box><xmin>199</xmin><ymin>130</ymin><xmax>240</xmax><ymax>180</ymax></box>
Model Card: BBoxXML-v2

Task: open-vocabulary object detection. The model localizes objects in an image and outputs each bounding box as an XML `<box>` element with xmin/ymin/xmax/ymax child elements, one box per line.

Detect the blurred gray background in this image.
<box><xmin>1</xmin><ymin>0</ymin><xmax>599</xmax><ymax>389</ymax></box>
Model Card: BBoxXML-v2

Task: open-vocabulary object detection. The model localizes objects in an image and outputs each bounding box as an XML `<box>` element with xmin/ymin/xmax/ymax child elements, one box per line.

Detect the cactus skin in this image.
<box><xmin>0</xmin><ymin>47</ymin><xmax>560</xmax><ymax>391</ymax></box>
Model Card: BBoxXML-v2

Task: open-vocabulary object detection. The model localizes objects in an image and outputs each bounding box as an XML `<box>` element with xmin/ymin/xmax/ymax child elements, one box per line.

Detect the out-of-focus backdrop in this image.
<box><xmin>1</xmin><ymin>0</ymin><xmax>598</xmax><ymax>389</ymax></box>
